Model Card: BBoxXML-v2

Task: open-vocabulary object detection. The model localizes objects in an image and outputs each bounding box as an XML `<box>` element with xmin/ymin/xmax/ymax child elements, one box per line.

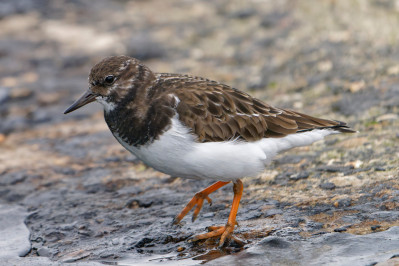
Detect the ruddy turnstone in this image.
<box><xmin>64</xmin><ymin>55</ymin><xmax>355</xmax><ymax>247</ymax></box>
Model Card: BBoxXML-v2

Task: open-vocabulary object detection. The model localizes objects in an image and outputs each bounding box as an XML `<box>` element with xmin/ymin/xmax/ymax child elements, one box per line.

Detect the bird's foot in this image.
<box><xmin>190</xmin><ymin>222</ymin><xmax>237</xmax><ymax>248</ymax></box>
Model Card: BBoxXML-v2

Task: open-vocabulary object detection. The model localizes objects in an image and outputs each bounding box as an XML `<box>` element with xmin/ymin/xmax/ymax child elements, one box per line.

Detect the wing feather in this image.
<box><xmin>159</xmin><ymin>74</ymin><xmax>355</xmax><ymax>142</ymax></box>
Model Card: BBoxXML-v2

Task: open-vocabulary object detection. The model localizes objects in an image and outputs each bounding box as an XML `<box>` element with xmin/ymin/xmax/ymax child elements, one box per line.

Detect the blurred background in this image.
<box><xmin>0</xmin><ymin>0</ymin><xmax>398</xmax><ymax>265</ymax></box>
<box><xmin>1</xmin><ymin>0</ymin><xmax>399</xmax><ymax>132</ymax></box>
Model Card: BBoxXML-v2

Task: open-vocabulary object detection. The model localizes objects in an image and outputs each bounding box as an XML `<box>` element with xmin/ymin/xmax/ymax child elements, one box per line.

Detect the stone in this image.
<box><xmin>319</xmin><ymin>182</ymin><xmax>336</xmax><ymax>190</ymax></box>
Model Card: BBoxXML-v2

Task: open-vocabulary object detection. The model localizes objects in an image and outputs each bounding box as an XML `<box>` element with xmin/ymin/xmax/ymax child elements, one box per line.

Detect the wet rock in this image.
<box><xmin>273</xmin><ymin>228</ymin><xmax>303</xmax><ymax>239</ymax></box>
<box><xmin>258</xmin><ymin>237</ymin><xmax>291</xmax><ymax>248</ymax></box>
<box><xmin>306</xmin><ymin>221</ymin><xmax>324</xmax><ymax>232</ymax></box>
<box><xmin>211</xmin><ymin>227</ymin><xmax>399</xmax><ymax>265</ymax></box>
<box><xmin>289</xmin><ymin>172</ymin><xmax>309</xmax><ymax>181</ymax></box>
<box><xmin>286</xmin><ymin>217</ymin><xmax>306</xmax><ymax>228</ymax></box>
<box><xmin>0</xmin><ymin>171</ymin><xmax>27</xmax><ymax>185</ymax></box>
<box><xmin>5</xmin><ymin>193</ymin><xmax>25</xmax><ymax>203</ymax></box>
<box><xmin>369</xmin><ymin>211</ymin><xmax>399</xmax><ymax>221</ymax></box>
<box><xmin>125</xmin><ymin>199</ymin><xmax>153</xmax><ymax>209</ymax></box>
<box><xmin>334</xmin><ymin>198</ymin><xmax>352</xmax><ymax>208</ymax></box>
<box><xmin>59</xmin><ymin>222</ymin><xmax>77</xmax><ymax>231</ymax></box>
<box><xmin>134</xmin><ymin>237</ymin><xmax>154</xmax><ymax>248</ymax></box>
<box><xmin>316</xmin><ymin>165</ymin><xmax>354</xmax><ymax>173</ymax></box>
<box><xmin>43</xmin><ymin>230</ymin><xmax>65</xmax><ymax>242</ymax></box>
<box><xmin>62</xmin><ymin>252</ymin><xmax>91</xmax><ymax>263</ymax></box>
<box><xmin>319</xmin><ymin>182</ymin><xmax>336</xmax><ymax>190</ymax></box>
<box><xmin>37</xmin><ymin>247</ymin><xmax>57</xmax><ymax>257</ymax></box>
<box><xmin>0</xmin><ymin>189</ymin><xmax>10</xmax><ymax>197</ymax></box>
<box><xmin>264</xmin><ymin>209</ymin><xmax>283</xmax><ymax>218</ymax></box>
<box><xmin>78</xmin><ymin>229</ymin><xmax>93</xmax><ymax>237</ymax></box>
<box><xmin>84</xmin><ymin>183</ymin><xmax>108</xmax><ymax>194</ymax></box>
<box><xmin>98</xmin><ymin>252</ymin><xmax>116</xmax><ymax>259</ymax></box>
<box><xmin>0</xmin><ymin>204</ymin><xmax>31</xmax><ymax>258</ymax></box>
<box><xmin>241</xmin><ymin>209</ymin><xmax>262</xmax><ymax>220</ymax></box>
<box><xmin>371</xmin><ymin>225</ymin><xmax>381</xmax><ymax>231</ymax></box>
<box><xmin>308</xmin><ymin>205</ymin><xmax>332</xmax><ymax>215</ymax></box>
<box><xmin>334</xmin><ymin>227</ymin><xmax>348</xmax><ymax>232</ymax></box>
<box><xmin>273</xmin><ymin>172</ymin><xmax>292</xmax><ymax>185</ymax></box>
<box><xmin>339</xmin><ymin>215</ymin><xmax>362</xmax><ymax>224</ymax></box>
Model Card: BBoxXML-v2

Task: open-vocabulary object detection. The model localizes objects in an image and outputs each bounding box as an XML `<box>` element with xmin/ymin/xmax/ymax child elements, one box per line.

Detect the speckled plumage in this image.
<box><xmin>83</xmin><ymin>56</ymin><xmax>354</xmax><ymax>148</ymax></box>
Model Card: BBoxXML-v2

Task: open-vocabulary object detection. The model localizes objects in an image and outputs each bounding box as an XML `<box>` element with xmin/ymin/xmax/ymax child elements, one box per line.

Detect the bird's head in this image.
<box><xmin>64</xmin><ymin>55</ymin><xmax>155</xmax><ymax>114</ymax></box>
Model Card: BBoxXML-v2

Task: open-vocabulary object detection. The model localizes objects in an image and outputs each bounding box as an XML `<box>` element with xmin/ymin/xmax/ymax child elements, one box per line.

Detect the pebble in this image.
<box><xmin>125</xmin><ymin>199</ymin><xmax>153</xmax><ymax>209</ymax></box>
<box><xmin>320</xmin><ymin>182</ymin><xmax>336</xmax><ymax>190</ymax></box>
<box><xmin>135</xmin><ymin>237</ymin><xmax>153</xmax><ymax>248</ymax></box>
<box><xmin>371</xmin><ymin>225</ymin><xmax>381</xmax><ymax>231</ymax></box>
<box><xmin>334</xmin><ymin>198</ymin><xmax>352</xmax><ymax>208</ymax></box>
<box><xmin>334</xmin><ymin>227</ymin><xmax>347</xmax><ymax>232</ymax></box>
<box><xmin>289</xmin><ymin>172</ymin><xmax>309</xmax><ymax>181</ymax></box>
<box><xmin>316</xmin><ymin>165</ymin><xmax>354</xmax><ymax>173</ymax></box>
<box><xmin>37</xmin><ymin>247</ymin><xmax>54</xmax><ymax>257</ymax></box>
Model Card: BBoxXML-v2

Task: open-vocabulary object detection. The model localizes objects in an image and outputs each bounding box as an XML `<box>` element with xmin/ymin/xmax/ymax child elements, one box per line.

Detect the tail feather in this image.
<box><xmin>283</xmin><ymin>110</ymin><xmax>357</xmax><ymax>134</ymax></box>
<box><xmin>296</xmin><ymin>120</ymin><xmax>356</xmax><ymax>133</ymax></box>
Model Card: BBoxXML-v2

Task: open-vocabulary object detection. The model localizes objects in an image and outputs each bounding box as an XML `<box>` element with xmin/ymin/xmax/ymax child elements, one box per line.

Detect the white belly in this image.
<box><xmin>114</xmin><ymin>116</ymin><xmax>339</xmax><ymax>181</ymax></box>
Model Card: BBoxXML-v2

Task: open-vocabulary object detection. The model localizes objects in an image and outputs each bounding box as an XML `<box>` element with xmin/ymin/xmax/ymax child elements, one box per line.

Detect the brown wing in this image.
<box><xmin>163</xmin><ymin>74</ymin><xmax>354</xmax><ymax>142</ymax></box>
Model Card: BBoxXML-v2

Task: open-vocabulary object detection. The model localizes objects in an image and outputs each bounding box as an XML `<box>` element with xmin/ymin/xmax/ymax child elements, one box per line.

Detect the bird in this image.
<box><xmin>64</xmin><ymin>55</ymin><xmax>355</xmax><ymax>247</ymax></box>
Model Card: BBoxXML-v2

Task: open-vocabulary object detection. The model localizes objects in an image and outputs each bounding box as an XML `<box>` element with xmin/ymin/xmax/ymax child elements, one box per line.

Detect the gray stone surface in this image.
<box><xmin>0</xmin><ymin>204</ymin><xmax>31</xmax><ymax>258</ymax></box>
<box><xmin>208</xmin><ymin>227</ymin><xmax>399</xmax><ymax>266</ymax></box>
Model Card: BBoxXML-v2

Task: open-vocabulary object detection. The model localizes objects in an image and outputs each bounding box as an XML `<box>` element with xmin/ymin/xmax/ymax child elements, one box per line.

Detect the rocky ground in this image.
<box><xmin>0</xmin><ymin>0</ymin><xmax>398</xmax><ymax>265</ymax></box>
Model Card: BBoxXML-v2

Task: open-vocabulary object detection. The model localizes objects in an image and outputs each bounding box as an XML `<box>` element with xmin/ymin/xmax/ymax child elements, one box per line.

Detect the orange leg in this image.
<box><xmin>191</xmin><ymin>179</ymin><xmax>244</xmax><ymax>247</ymax></box>
<box><xmin>173</xmin><ymin>181</ymin><xmax>230</xmax><ymax>224</ymax></box>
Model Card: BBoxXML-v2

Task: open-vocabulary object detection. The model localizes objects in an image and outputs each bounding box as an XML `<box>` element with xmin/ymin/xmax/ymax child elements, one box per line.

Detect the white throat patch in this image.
<box><xmin>96</xmin><ymin>96</ymin><xmax>116</xmax><ymax>112</ymax></box>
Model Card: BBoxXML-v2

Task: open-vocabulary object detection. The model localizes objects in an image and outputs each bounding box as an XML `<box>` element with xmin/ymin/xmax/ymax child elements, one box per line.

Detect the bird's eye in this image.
<box><xmin>104</xmin><ymin>75</ymin><xmax>115</xmax><ymax>84</ymax></box>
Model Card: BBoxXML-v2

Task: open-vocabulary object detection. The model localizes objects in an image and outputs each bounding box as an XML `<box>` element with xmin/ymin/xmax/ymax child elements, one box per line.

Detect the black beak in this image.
<box><xmin>64</xmin><ymin>89</ymin><xmax>97</xmax><ymax>114</ymax></box>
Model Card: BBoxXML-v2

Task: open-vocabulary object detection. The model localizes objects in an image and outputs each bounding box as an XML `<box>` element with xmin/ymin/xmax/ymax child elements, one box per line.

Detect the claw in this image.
<box><xmin>205</xmin><ymin>196</ymin><xmax>212</xmax><ymax>206</ymax></box>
